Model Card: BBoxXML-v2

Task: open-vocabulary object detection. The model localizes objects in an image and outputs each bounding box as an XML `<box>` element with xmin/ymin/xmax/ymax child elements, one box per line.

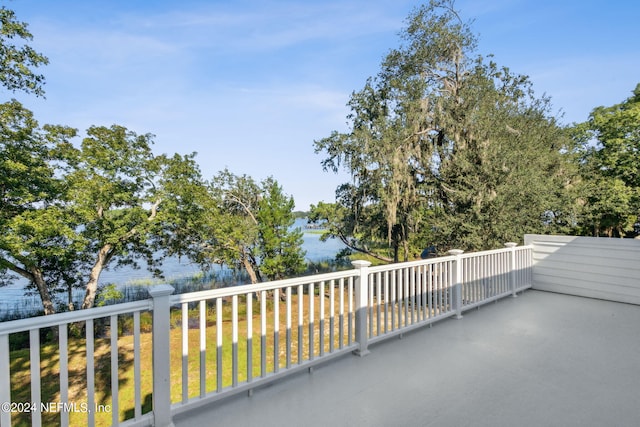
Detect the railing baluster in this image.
<box><xmin>500</xmin><ymin>252</ymin><xmax>504</xmax><ymax>292</ymax></box>
<box><xmin>376</xmin><ymin>272</ymin><xmax>381</xmax><ymax>337</ymax></box>
<box><xmin>133</xmin><ymin>311</ymin><xmax>141</xmax><ymax>419</ymax></box>
<box><xmin>497</xmin><ymin>254</ymin><xmax>507</xmax><ymax>293</ymax></box>
<box><xmin>348</xmin><ymin>278</ymin><xmax>353</xmax><ymax>346</ymax></box>
<box><xmin>434</xmin><ymin>264</ymin><xmax>440</xmax><ymax>315</ymax></box>
<box><xmin>445</xmin><ymin>261</ymin><xmax>451</xmax><ymax>313</ymax></box>
<box><xmin>30</xmin><ymin>329</ymin><xmax>42</xmax><ymax>427</ymax></box>
<box><xmin>181</xmin><ymin>302</ymin><xmax>189</xmax><ymax>403</ymax></box>
<box><xmin>493</xmin><ymin>253</ymin><xmax>497</xmax><ymax>296</ymax></box>
<box><xmin>273</xmin><ymin>288</ymin><xmax>280</xmax><ymax>373</ymax></box>
<box><xmin>297</xmin><ymin>284</ymin><xmax>304</xmax><ymax>363</ymax></box>
<box><xmin>402</xmin><ymin>268</ymin><xmax>411</xmax><ymax>327</ymax></box>
<box><xmin>391</xmin><ymin>269</ymin><xmax>396</xmax><ymax>330</ymax></box>
<box><xmin>460</xmin><ymin>260</ymin><xmax>466</xmax><ymax>305</ymax></box>
<box><xmin>200</xmin><ymin>300</ymin><xmax>207</xmax><ymax>395</ymax></box>
<box><xmin>309</xmin><ymin>282</ymin><xmax>314</xmax><ymax>360</ymax></box>
<box><xmin>59</xmin><ymin>324</ymin><xmax>69</xmax><ymax>426</ymax></box>
<box><xmin>503</xmin><ymin>251</ymin><xmax>509</xmax><ymax>293</ymax></box>
<box><xmin>427</xmin><ymin>264</ymin><xmax>433</xmax><ymax>318</ymax></box>
<box><xmin>384</xmin><ymin>271</ymin><xmax>389</xmax><ymax>333</ymax></box>
<box><xmin>260</xmin><ymin>291</ymin><xmax>267</xmax><ymax>377</ymax></box>
<box><xmin>438</xmin><ymin>263</ymin><xmax>443</xmax><ymax>313</ymax></box>
<box><xmin>471</xmin><ymin>258</ymin><xmax>476</xmax><ymax>303</ymax></box>
<box><xmin>286</xmin><ymin>286</ymin><xmax>292</xmax><ymax>368</ymax></box>
<box><xmin>470</xmin><ymin>257</ymin><xmax>475</xmax><ymax>300</ymax></box>
<box><xmin>216</xmin><ymin>298</ymin><xmax>223</xmax><ymax>392</ymax></box>
<box><xmin>420</xmin><ymin>265</ymin><xmax>425</xmax><ymax>318</ymax></box>
<box><xmin>232</xmin><ymin>295</ymin><xmax>238</xmax><ymax>387</ymax></box>
<box><xmin>0</xmin><ymin>334</ymin><xmax>10</xmax><ymax>427</ymax></box>
<box><xmin>478</xmin><ymin>255</ymin><xmax>483</xmax><ymax>298</ymax></box>
<box><xmin>489</xmin><ymin>254</ymin><xmax>493</xmax><ymax>296</ymax></box>
<box><xmin>339</xmin><ymin>278</ymin><xmax>344</xmax><ymax>349</ymax></box>
<box><xmin>442</xmin><ymin>262</ymin><xmax>447</xmax><ymax>312</ymax></box>
<box><xmin>329</xmin><ymin>280</ymin><xmax>335</xmax><ymax>353</ymax></box>
<box><xmin>422</xmin><ymin>265</ymin><xmax>429</xmax><ymax>319</ymax></box>
<box><xmin>319</xmin><ymin>282</ymin><xmax>325</xmax><ymax>356</ymax></box>
<box><xmin>368</xmin><ymin>275</ymin><xmax>374</xmax><ymax>338</ymax></box>
<box><xmin>496</xmin><ymin>252</ymin><xmax>502</xmax><ymax>293</ymax></box>
<box><xmin>415</xmin><ymin>266</ymin><xmax>421</xmax><ymax>321</ymax></box>
<box><xmin>86</xmin><ymin>319</ymin><xmax>95</xmax><ymax>427</ymax></box>
<box><xmin>246</xmin><ymin>293</ymin><xmax>253</xmax><ymax>382</ymax></box>
<box><xmin>110</xmin><ymin>315</ymin><xmax>119</xmax><ymax>426</ymax></box>
<box><xmin>403</xmin><ymin>267</ymin><xmax>409</xmax><ymax>327</ymax></box>
<box><xmin>411</xmin><ymin>266</ymin><xmax>416</xmax><ymax>325</ymax></box>
<box><xmin>449</xmin><ymin>260</ymin><xmax>454</xmax><ymax>310</ymax></box>
<box><xmin>472</xmin><ymin>258</ymin><xmax>476</xmax><ymax>302</ymax></box>
<box><xmin>401</xmin><ymin>268</ymin><xmax>406</xmax><ymax>325</ymax></box>
<box><xmin>482</xmin><ymin>255</ymin><xmax>488</xmax><ymax>297</ymax></box>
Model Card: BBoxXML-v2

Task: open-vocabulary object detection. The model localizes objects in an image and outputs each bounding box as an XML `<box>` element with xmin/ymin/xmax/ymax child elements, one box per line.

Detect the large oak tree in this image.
<box><xmin>314</xmin><ymin>0</ymin><xmax>572</xmax><ymax>258</ymax></box>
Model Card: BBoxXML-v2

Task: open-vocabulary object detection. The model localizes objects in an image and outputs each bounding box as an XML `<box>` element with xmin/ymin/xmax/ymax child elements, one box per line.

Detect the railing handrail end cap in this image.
<box><xmin>148</xmin><ymin>284</ymin><xmax>175</xmax><ymax>298</ymax></box>
<box><xmin>351</xmin><ymin>260</ymin><xmax>372</xmax><ymax>268</ymax></box>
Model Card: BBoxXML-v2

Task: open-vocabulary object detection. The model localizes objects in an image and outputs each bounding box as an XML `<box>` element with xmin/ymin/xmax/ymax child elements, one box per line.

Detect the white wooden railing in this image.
<box><xmin>0</xmin><ymin>243</ymin><xmax>532</xmax><ymax>427</ymax></box>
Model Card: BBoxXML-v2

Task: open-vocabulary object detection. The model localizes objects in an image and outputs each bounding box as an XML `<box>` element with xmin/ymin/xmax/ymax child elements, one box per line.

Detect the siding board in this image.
<box><xmin>525</xmin><ymin>234</ymin><xmax>640</xmax><ymax>305</ymax></box>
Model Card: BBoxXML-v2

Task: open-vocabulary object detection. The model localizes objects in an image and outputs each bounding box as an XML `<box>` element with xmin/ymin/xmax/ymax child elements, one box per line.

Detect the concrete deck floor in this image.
<box><xmin>174</xmin><ymin>290</ymin><xmax>640</xmax><ymax>427</ymax></box>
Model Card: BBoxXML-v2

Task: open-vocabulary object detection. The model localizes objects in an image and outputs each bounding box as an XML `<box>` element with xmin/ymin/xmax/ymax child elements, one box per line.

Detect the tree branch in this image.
<box><xmin>335</xmin><ymin>232</ymin><xmax>394</xmax><ymax>263</ymax></box>
<box><xmin>0</xmin><ymin>255</ymin><xmax>34</xmax><ymax>281</ymax></box>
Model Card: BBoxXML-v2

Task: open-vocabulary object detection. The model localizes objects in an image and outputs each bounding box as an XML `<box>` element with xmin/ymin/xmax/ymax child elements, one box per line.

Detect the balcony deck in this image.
<box><xmin>174</xmin><ymin>290</ymin><xmax>640</xmax><ymax>427</ymax></box>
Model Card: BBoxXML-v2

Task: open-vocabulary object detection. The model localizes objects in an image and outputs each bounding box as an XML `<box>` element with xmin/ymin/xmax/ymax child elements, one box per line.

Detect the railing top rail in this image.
<box><xmin>367</xmin><ymin>255</ymin><xmax>458</xmax><ymax>274</ymax></box>
<box><xmin>365</xmin><ymin>244</ymin><xmax>532</xmax><ymax>274</ymax></box>
<box><xmin>458</xmin><ymin>244</ymin><xmax>532</xmax><ymax>259</ymax></box>
<box><xmin>171</xmin><ymin>269</ymin><xmax>360</xmax><ymax>304</ymax></box>
<box><xmin>0</xmin><ymin>299</ymin><xmax>151</xmax><ymax>336</ymax></box>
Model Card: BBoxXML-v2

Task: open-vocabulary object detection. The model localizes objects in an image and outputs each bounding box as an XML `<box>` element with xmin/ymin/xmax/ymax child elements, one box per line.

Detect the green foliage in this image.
<box><xmin>256</xmin><ymin>179</ymin><xmax>306</xmax><ymax>280</ymax></box>
<box><xmin>0</xmin><ymin>101</ymin><xmax>80</xmax><ymax>314</ymax></box>
<box><xmin>432</xmin><ymin>60</ymin><xmax>572</xmax><ymax>250</ymax></box>
<box><xmin>0</xmin><ymin>7</ymin><xmax>48</xmax><ymax>96</ymax></box>
<box><xmin>95</xmin><ymin>283</ymin><xmax>124</xmax><ymax>307</ymax></box>
<box><xmin>314</xmin><ymin>0</ymin><xmax>572</xmax><ymax>256</ymax></box>
<box><xmin>0</xmin><ymin>116</ymin><xmax>214</xmax><ymax>313</ymax></box>
<box><xmin>196</xmin><ymin>170</ymin><xmax>306</xmax><ymax>283</ymax></box>
<box><xmin>572</xmin><ymin>84</ymin><xmax>640</xmax><ymax>237</ymax></box>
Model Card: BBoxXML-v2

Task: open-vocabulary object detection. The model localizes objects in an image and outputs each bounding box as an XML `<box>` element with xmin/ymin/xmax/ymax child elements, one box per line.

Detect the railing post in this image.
<box><xmin>149</xmin><ymin>284</ymin><xmax>176</xmax><ymax>427</ymax></box>
<box><xmin>505</xmin><ymin>242</ymin><xmax>518</xmax><ymax>297</ymax></box>
<box><xmin>448</xmin><ymin>249</ymin><xmax>464</xmax><ymax>319</ymax></box>
<box><xmin>0</xmin><ymin>334</ymin><xmax>11</xmax><ymax>427</ymax></box>
<box><xmin>352</xmin><ymin>260</ymin><xmax>371</xmax><ymax>357</ymax></box>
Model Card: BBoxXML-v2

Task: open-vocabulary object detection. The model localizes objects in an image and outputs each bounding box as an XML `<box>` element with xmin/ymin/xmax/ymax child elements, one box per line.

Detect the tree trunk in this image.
<box><xmin>31</xmin><ymin>268</ymin><xmax>56</xmax><ymax>315</ymax></box>
<box><xmin>242</xmin><ymin>255</ymin><xmax>259</xmax><ymax>284</ymax></box>
<box><xmin>81</xmin><ymin>243</ymin><xmax>113</xmax><ymax>310</ymax></box>
<box><xmin>0</xmin><ymin>259</ymin><xmax>56</xmax><ymax>315</ymax></box>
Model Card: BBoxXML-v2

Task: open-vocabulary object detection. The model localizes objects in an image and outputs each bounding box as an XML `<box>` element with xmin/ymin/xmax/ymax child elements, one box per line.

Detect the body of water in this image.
<box><xmin>0</xmin><ymin>219</ymin><xmax>345</xmax><ymax>316</ymax></box>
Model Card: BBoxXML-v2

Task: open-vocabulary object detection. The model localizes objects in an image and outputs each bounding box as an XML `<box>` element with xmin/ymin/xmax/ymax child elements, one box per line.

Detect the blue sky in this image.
<box><xmin>7</xmin><ymin>0</ymin><xmax>640</xmax><ymax>210</ymax></box>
